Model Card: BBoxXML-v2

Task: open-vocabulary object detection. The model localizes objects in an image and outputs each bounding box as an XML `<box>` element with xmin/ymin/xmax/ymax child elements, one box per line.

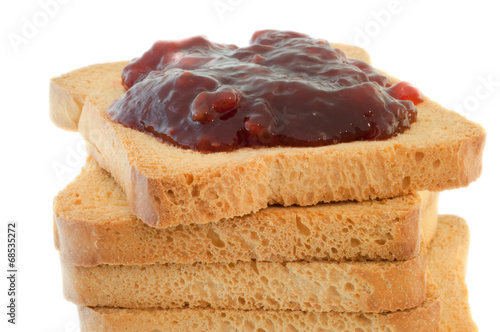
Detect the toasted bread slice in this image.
<box><xmin>61</xmin><ymin>233</ymin><xmax>427</xmax><ymax>313</ymax></box>
<box><xmin>428</xmin><ymin>215</ymin><xmax>477</xmax><ymax>331</ymax></box>
<box><xmin>75</xmin><ymin>215</ymin><xmax>472</xmax><ymax>331</ymax></box>
<box><xmin>50</xmin><ymin>45</ymin><xmax>485</xmax><ymax>228</ymax></box>
<box><xmin>78</xmin><ymin>278</ymin><xmax>440</xmax><ymax>331</ymax></box>
<box><xmin>54</xmin><ymin>159</ymin><xmax>438</xmax><ymax>266</ymax></box>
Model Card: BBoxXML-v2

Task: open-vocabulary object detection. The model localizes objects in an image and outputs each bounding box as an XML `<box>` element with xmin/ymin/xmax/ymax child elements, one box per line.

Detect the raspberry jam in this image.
<box><xmin>108</xmin><ymin>30</ymin><xmax>422</xmax><ymax>153</ymax></box>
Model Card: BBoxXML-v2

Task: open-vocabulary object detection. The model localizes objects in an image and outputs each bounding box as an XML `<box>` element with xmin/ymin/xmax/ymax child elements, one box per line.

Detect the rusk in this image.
<box><xmin>428</xmin><ymin>215</ymin><xmax>477</xmax><ymax>331</ymax></box>
<box><xmin>76</xmin><ymin>214</ymin><xmax>471</xmax><ymax>331</ymax></box>
<box><xmin>54</xmin><ymin>159</ymin><xmax>438</xmax><ymax>266</ymax></box>
<box><xmin>50</xmin><ymin>43</ymin><xmax>485</xmax><ymax>228</ymax></box>
<box><xmin>61</xmin><ymin>236</ymin><xmax>427</xmax><ymax>313</ymax></box>
<box><xmin>78</xmin><ymin>280</ymin><xmax>439</xmax><ymax>332</ymax></box>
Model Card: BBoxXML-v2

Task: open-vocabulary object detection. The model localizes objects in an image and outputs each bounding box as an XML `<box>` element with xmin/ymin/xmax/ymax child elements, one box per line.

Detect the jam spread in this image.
<box><xmin>108</xmin><ymin>30</ymin><xmax>423</xmax><ymax>153</ymax></box>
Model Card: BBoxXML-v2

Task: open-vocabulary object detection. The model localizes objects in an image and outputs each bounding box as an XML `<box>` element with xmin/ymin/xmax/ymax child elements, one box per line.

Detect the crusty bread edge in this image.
<box><xmin>419</xmin><ymin>191</ymin><xmax>439</xmax><ymax>246</ymax></box>
<box><xmin>428</xmin><ymin>215</ymin><xmax>478</xmax><ymax>331</ymax></box>
<box><xmin>50</xmin><ymin>61</ymin><xmax>130</xmax><ymax>131</ymax></box>
<box><xmin>49</xmin><ymin>79</ymin><xmax>85</xmax><ymax>131</ymax></box>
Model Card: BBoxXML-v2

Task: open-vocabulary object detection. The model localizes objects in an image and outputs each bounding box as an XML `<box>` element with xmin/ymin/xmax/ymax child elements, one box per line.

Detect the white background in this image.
<box><xmin>1</xmin><ymin>0</ymin><xmax>499</xmax><ymax>331</ymax></box>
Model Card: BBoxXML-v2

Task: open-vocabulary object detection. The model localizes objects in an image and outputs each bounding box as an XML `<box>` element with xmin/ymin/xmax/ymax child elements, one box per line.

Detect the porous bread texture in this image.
<box><xmin>54</xmin><ymin>159</ymin><xmax>438</xmax><ymax>266</ymax></box>
<box><xmin>78</xmin><ymin>278</ymin><xmax>440</xmax><ymax>332</ymax></box>
<box><xmin>61</xmin><ymin>238</ymin><xmax>427</xmax><ymax>313</ymax></box>
<box><xmin>49</xmin><ymin>44</ymin><xmax>368</xmax><ymax>132</ymax></box>
<box><xmin>428</xmin><ymin>215</ymin><xmax>477</xmax><ymax>331</ymax></box>
<box><xmin>76</xmin><ymin>216</ymin><xmax>472</xmax><ymax>332</ymax></box>
<box><xmin>51</xmin><ymin>44</ymin><xmax>486</xmax><ymax>228</ymax></box>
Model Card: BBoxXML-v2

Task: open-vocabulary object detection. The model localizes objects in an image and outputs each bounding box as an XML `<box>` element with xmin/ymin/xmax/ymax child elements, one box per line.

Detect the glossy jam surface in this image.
<box><xmin>108</xmin><ymin>30</ymin><xmax>423</xmax><ymax>153</ymax></box>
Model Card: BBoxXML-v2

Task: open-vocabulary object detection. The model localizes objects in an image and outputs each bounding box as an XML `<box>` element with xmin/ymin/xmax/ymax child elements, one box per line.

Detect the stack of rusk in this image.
<box><xmin>50</xmin><ymin>44</ymin><xmax>485</xmax><ymax>331</ymax></box>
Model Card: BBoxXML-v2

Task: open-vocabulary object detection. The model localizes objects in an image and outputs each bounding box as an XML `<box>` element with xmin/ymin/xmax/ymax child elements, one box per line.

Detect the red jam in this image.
<box><xmin>108</xmin><ymin>30</ymin><xmax>423</xmax><ymax>153</ymax></box>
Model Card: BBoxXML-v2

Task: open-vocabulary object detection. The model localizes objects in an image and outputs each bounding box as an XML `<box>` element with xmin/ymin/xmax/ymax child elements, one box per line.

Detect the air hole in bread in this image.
<box><xmin>433</xmin><ymin>159</ymin><xmax>441</xmax><ymax>169</ymax></box>
<box><xmin>244</xmin><ymin>320</ymin><xmax>255</xmax><ymax>330</ymax></box>
<box><xmin>205</xmin><ymin>250</ymin><xmax>213</xmax><ymax>258</ymax></box>
<box><xmin>328</xmin><ymin>286</ymin><xmax>340</xmax><ymax>297</ymax></box>
<box><xmin>350</xmin><ymin>238</ymin><xmax>361</xmax><ymax>247</ymax></box>
<box><xmin>191</xmin><ymin>185</ymin><xmax>199</xmax><ymax>197</ymax></box>
<box><xmin>266</xmin><ymin>297</ymin><xmax>279</xmax><ymax>307</ymax></box>
<box><xmin>207</xmin><ymin>228</ymin><xmax>225</xmax><ymax>248</ymax></box>
<box><xmin>296</xmin><ymin>216</ymin><xmax>311</xmax><ymax>236</ymax></box>
<box><xmin>345</xmin><ymin>283</ymin><xmax>355</xmax><ymax>291</ymax></box>
<box><xmin>402</xmin><ymin>176</ymin><xmax>411</xmax><ymax>190</ymax></box>
<box><xmin>185</xmin><ymin>174</ymin><xmax>194</xmax><ymax>185</ymax></box>
<box><xmin>415</xmin><ymin>151</ymin><xmax>425</xmax><ymax>163</ymax></box>
<box><xmin>250</xmin><ymin>260</ymin><xmax>259</xmax><ymax>274</ymax></box>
